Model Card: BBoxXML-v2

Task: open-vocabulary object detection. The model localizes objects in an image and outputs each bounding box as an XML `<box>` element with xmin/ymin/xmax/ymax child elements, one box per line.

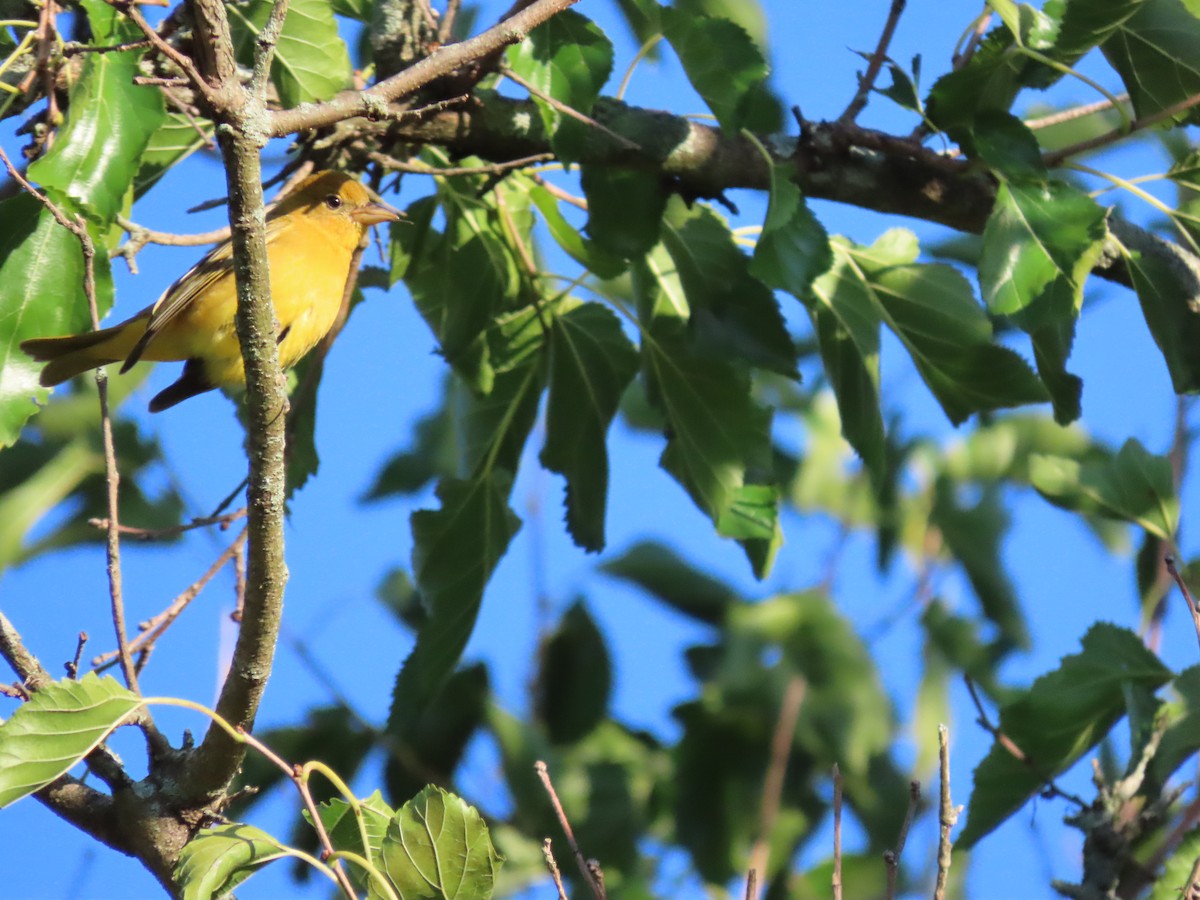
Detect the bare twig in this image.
<box><xmin>531</xmin><ymin>174</ymin><xmax>586</xmax><ymax>209</ymax></box>
<box><xmin>832</xmin><ymin>763</ymin><xmax>843</xmax><ymax>900</ymax></box>
<box><xmin>746</xmin><ymin>676</ymin><xmax>806</xmax><ymax>899</ymax></box>
<box><xmin>104</xmin><ymin>0</ymin><xmax>217</xmax><ymax>108</ymax></box>
<box><xmin>743</xmin><ymin>869</ymin><xmax>757</xmax><ymax>900</ymax></box>
<box><xmin>1024</xmin><ymin>95</ymin><xmax>1129</xmax><ymax>131</ymax></box>
<box><xmin>0</xmin><ymin>610</ymin><xmax>52</xmax><ymax>690</ymax></box>
<box><xmin>883</xmin><ymin>781</ymin><xmax>920</xmax><ymax>900</ymax></box>
<box><xmin>934</xmin><ymin>725</ymin><xmax>961</xmax><ymax>900</ymax></box>
<box><xmin>88</xmin><ymin>507</ymin><xmax>247</xmax><ymax>541</ymax></box>
<box><xmin>92</xmin><ymin>527</ymin><xmax>247</xmax><ymax>671</ymax></box>
<box><xmin>62</xmin><ymin>38</ymin><xmax>152</xmax><ymax>56</ymax></box>
<box><xmin>1044</xmin><ymin>91</ymin><xmax>1200</xmax><ymax>168</ymax></box>
<box><xmin>541</xmin><ymin>839</ymin><xmax>569</xmax><ymax>900</ymax></box>
<box><xmin>438</xmin><ymin>0</ymin><xmax>461</xmax><ymax>44</ymax></box>
<box><xmin>249</xmin><ymin>0</ymin><xmax>291</xmax><ymax>99</ymax></box>
<box><xmin>839</xmin><ymin>0</ymin><xmax>906</xmax><ymax>124</ymax></box>
<box><xmin>368</xmin><ymin>149</ymin><xmax>553</xmax><ymax>178</ymax></box>
<box><xmin>1166</xmin><ymin>555</ymin><xmax>1200</xmax><ymax>655</ymax></box>
<box><xmin>952</xmin><ymin>11</ymin><xmax>991</xmax><ymax>70</ymax></box>
<box><xmin>66</xmin><ymin>632</ymin><xmax>88</xmax><ymax>679</ymax></box>
<box><xmin>1185</xmin><ymin>856</ymin><xmax>1200</xmax><ymax>900</ymax></box>
<box><xmin>535</xmin><ymin>760</ymin><xmax>606</xmax><ymax>899</ymax></box>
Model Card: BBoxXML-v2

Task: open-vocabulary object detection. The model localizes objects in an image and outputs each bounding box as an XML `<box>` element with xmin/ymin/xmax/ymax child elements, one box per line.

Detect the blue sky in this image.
<box><xmin>3</xmin><ymin>1</ymin><xmax>1199</xmax><ymax>897</ymax></box>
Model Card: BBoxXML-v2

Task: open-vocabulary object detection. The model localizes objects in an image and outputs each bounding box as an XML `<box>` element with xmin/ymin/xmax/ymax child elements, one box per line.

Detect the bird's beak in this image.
<box><xmin>351</xmin><ymin>201</ymin><xmax>403</xmax><ymax>226</ymax></box>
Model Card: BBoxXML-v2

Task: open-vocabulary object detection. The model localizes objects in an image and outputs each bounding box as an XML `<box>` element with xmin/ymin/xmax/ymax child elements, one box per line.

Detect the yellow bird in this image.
<box><xmin>20</xmin><ymin>170</ymin><xmax>400</xmax><ymax>412</ymax></box>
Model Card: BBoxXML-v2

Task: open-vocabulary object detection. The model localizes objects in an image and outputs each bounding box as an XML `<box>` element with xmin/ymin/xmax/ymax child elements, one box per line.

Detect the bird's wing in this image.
<box><xmin>120</xmin><ymin>216</ymin><xmax>292</xmax><ymax>372</ymax></box>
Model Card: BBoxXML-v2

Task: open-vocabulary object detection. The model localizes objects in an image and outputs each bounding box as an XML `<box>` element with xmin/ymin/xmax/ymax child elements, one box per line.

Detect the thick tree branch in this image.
<box><xmin>178</xmin><ymin>0</ymin><xmax>288</xmax><ymax>806</ymax></box>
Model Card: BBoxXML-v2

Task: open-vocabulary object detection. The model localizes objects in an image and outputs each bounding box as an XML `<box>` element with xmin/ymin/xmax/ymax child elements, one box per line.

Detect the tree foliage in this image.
<box><xmin>2</xmin><ymin>0</ymin><xmax>1200</xmax><ymax>897</ymax></box>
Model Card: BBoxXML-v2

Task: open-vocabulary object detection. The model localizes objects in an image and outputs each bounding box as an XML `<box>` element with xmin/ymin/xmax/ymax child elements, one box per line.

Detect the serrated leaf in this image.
<box><xmin>663</xmin><ymin>199</ymin><xmax>798</xmax><ymax>376</ymax></box>
<box><xmin>381</xmin><ymin>786</ymin><xmax>502</xmax><ymax>899</ymax></box>
<box><xmin>958</xmin><ymin>624</ymin><xmax>1171</xmax><ymax>848</ymax></box>
<box><xmin>580</xmin><ymin>166</ymin><xmax>666</xmax><ymax>258</ymax></box>
<box><xmin>600</xmin><ymin>540</ymin><xmax>741</xmax><ymax>625</ymax></box>
<box><xmin>1030</xmin><ymin>438</ymin><xmax>1178</xmax><ymax>540</ymax></box>
<box><xmin>643</xmin><ymin>335</ymin><xmax>772</xmax><ymax>529</ymax></box>
<box><xmin>661</xmin><ymin>9</ymin><xmax>778</xmax><ymax>132</ymax></box>
<box><xmin>393</xmin><ymin>475</ymin><xmax>519</xmax><ymax>736</ymax></box>
<box><xmin>506</xmin><ymin>9</ymin><xmax>613</xmax><ymax>163</ymax></box>
<box><xmin>229</xmin><ymin>0</ymin><xmax>353</xmax><ymax>107</ymax></box>
<box><xmin>27</xmin><ymin>0</ymin><xmax>164</xmax><ymax>224</ymax></box>
<box><xmin>175</xmin><ymin>823</ymin><xmax>289</xmax><ymax>900</ymax></box>
<box><xmin>535</xmin><ymin>600</ymin><xmax>612</xmax><ymax>743</ymax></box>
<box><xmin>135</xmin><ymin>112</ymin><xmax>214</xmax><ymax>198</ymax></box>
<box><xmin>540</xmin><ymin>302</ymin><xmax>638</xmax><ymax>552</ymax></box>
<box><xmin>0</xmin><ymin>673</ymin><xmax>142</xmax><ymax>807</ymax></box>
<box><xmin>750</xmin><ymin>165</ymin><xmax>833</xmax><ymax>300</ymax></box>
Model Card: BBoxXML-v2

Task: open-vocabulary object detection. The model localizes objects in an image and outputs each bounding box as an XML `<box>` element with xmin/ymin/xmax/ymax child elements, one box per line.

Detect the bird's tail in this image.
<box><xmin>20</xmin><ymin>318</ymin><xmax>148</xmax><ymax>387</ymax></box>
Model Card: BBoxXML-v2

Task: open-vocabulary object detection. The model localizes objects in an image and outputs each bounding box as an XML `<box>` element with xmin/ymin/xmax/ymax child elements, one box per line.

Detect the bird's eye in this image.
<box><xmin>324</xmin><ymin>194</ymin><xmax>342</xmax><ymax>210</ymax></box>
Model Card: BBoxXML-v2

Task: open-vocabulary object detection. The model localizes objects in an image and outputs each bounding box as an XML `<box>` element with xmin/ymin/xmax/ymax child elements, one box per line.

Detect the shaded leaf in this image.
<box><xmin>535</xmin><ymin>600</ymin><xmax>612</xmax><ymax>743</ymax></box>
<box><xmin>958</xmin><ymin>624</ymin><xmax>1171</xmax><ymax>847</ymax></box>
<box><xmin>175</xmin><ymin>823</ymin><xmax>289</xmax><ymax>900</ymax></box>
<box><xmin>580</xmin><ymin>166</ymin><xmax>666</xmax><ymax>258</ymax></box>
<box><xmin>541</xmin><ymin>302</ymin><xmax>639</xmax><ymax>551</ymax></box>
<box><xmin>600</xmin><ymin>540</ymin><xmax>741</xmax><ymax>625</ymax></box>
<box><xmin>229</xmin><ymin>0</ymin><xmax>353</xmax><ymax>107</ymax></box>
<box><xmin>1103</xmin><ymin>0</ymin><xmax>1200</xmax><ymax>124</ymax></box>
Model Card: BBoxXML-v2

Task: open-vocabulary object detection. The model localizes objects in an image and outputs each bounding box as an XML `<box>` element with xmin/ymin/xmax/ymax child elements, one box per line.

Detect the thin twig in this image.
<box><xmin>438</xmin><ymin>0</ymin><xmax>461</xmax><ymax>44</ymax></box>
<box><xmin>0</xmin><ymin>146</ymin><xmax>143</xmax><ymax>699</ymax></box>
<box><xmin>1024</xmin><ymin>95</ymin><xmax>1129</xmax><ymax>131</ymax></box>
<box><xmin>541</xmin><ymin>839</ymin><xmax>569</xmax><ymax>900</ymax></box>
<box><xmin>1044</xmin><ymin>90</ymin><xmax>1200</xmax><ymax>168</ymax></box>
<box><xmin>535</xmin><ymin>760</ymin><xmax>606</xmax><ymax>900</ymax></box>
<box><xmin>502</xmin><ymin>65</ymin><xmax>640</xmax><ymax>151</ymax></box>
<box><xmin>61</xmin><ymin>38</ymin><xmax>151</xmax><ymax>56</ymax></box>
<box><xmin>832</xmin><ymin>763</ymin><xmax>843</xmax><ymax>900</ymax></box>
<box><xmin>368</xmin><ymin>149</ymin><xmax>554</xmax><ymax>178</ymax></box>
<box><xmin>883</xmin><ymin>781</ymin><xmax>920</xmax><ymax>900</ymax></box>
<box><xmin>249</xmin><ymin>0</ymin><xmax>290</xmax><ymax>99</ymax></box>
<box><xmin>105</xmin><ymin>0</ymin><xmax>216</xmax><ymax>107</ymax></box>
<box><xmin>1186</xmin><ymin>856</ymin><xmax>1200</xmax><ymax>900</ymax></box>
<box><xmin>934</xmin><ymin>725</ymin><xmax>960</xmax><ymax>900</ymax></box>
<box><xmin>746</xmin><ymin>676</ymin><xmax>806</xmax><ymax>899</ymax></box>
<box><xmin>235</xmin><ymin>727</ymin><xmax>358</xmax><ymax>899</ymax></box>
<box><xmin>92</xmin><ymin>528</ymin><xmax>247</xmax><ymax>671</ymax></box>
<box><xmin>88</xmin><ymin>507</ymin><xmax>246</xmax><ymax>541</ymax></box>
<box><xmin>0</xmin><ymin>610</ymin><xmax>52</xmax><ymax>690</ymax></box>
<box><xmin>1165</xmin><ymin>555</ymin><xmax>1200</xmax><ymax>655</ymax></box>
<box><xmin>66</xmin><ymin>632</ymin><xmax>88</xmax><ymax>679</ymax></box>
<box><xmin>743</xmin><ymin>869</ymin><xmax>757</xmax><ymax>900</ymax></box>
<box><xmin>839</xmin><ymin>0</ymin><xmax>906</xmax><ymax>124</ymax></box>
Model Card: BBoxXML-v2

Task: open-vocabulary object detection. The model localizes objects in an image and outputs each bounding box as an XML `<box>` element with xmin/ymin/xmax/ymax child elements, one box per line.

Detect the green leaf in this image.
<box><xmin>931</xmin><ymin>480</ymin><xmax>1028</xmax><ymax>650</ymax></box>
<box><xmin>529</xmin><ymin>184</ymin><xmax>625</xmax><ymax>278</ymax></box>
<box><xmin>1116</xmin><ymin>228</ymin><xmax>1200</xmax><ymax>394</ymax></box>
<box><xmin>1030</xmin><ymin>438</ymin><xmax>1178</xmax><ymax>540</ymax></box>
<box><xmin>718</xmin><ymin>483</ymin><xmax>783</xmax><ymax>578</ymax></box>
<box><xmin>643</xmin><ymin>336</ymin><xmax>773</xmax><ymax>529</ymax></box>
<box><xmin>229</xmin><ymin>0</ymin><xmax>353</xmax><ymax>107</ymax></box>
<box><xmin>27</xmin><ymin>3</ymin><xmax>163</xmax><ymax>224</ymax></box>
<box><xmin>1149</xmin><ymin>827</ymin><xmax>1200</xmax><ymax>900</ymax></box>
<box><xmin>580</xmin><ymin>166</ymin><xmax>666</xmax><ymax>258</ymax></box>
<box><xmin>1103</xmin><ymin>0</ymin><xmax>1200</xmax><ymax>123</ymax></box>
<box><xmin>316</xmin><ymin>791</ymin><xmax>395</xmax><ymax>894</ymax></box>
<box><xmin>175</xmin><ymin>823</ymin><xmax>289</xmax><ymax>900</ymax></box>
<box><xmin>806</xmin><ymin>239</ymin><xmax>886</xmax><ymax>484</ymax></box>
<box><xmin>330</xmin><ymin>0</ymin><xmax>372</xmax><ymax>21</ymax></box>
<box><xmin>661</xmin><ymin>9</ymin><xmax>778</xmax><ymax>132</ymax></box>
<box><xmin>600</xmin><ymin>540</ymin><xmax>741</xmax><ymax>625</ymax></box>
<box><xmin>384</xmin><ymin>664</ymin><xmax>489</xmax><ymax>804</ymax></box>
<box><xmin>0</xmin><ymin>673</ymin><xmax>142</xmax><ymax>808</ymax></box>
<box><xmin>0</xmin><ymin>438</ymin><xmax>101</xmax><ymax>569</ymax></box>
<box><xmin>393</xmin><ymin>475</ymin><xmax>520</xmax><ymax>734</ymax></box>
<box><xmin>845</xmin><ymin>233</ymin><xmax>1050</xmax><ymax>424</ymax></box>
<box><xmin>662</xmin><ymin>199</ymin><xmax>798</xmax><ymax>376</ymax></box>
<box><xmin>958</xmin><ymin>624</ymin><xmax>1172</xmax><ymax>848</ymax></box>
<box><xmin>135</xmin><ymin>112</ymin><xmax>214</xmax><ymax>198</ymax></box>
<box><xmin>749</xmin><ymin>166</ymin><xmax>833</xmax><ymax>301</ymax></box>
<box><xmin>505</xmin><ymin>9</ymin><xmax>613</xmax><ymax>162</ymax></box>
<box><xmin>535</xmin><ymin>600</ymin><xmax>612</xmax><ymax>743</ymax></box>
<box><xmin>380</xmin><ymin>786</ymin><xmax>502</xmax><ymax>899</ymax></box>
<box><xmin>541</xmin><ymin>302</ymin><xmax>639</xmax><ymax>552</ymax></box>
